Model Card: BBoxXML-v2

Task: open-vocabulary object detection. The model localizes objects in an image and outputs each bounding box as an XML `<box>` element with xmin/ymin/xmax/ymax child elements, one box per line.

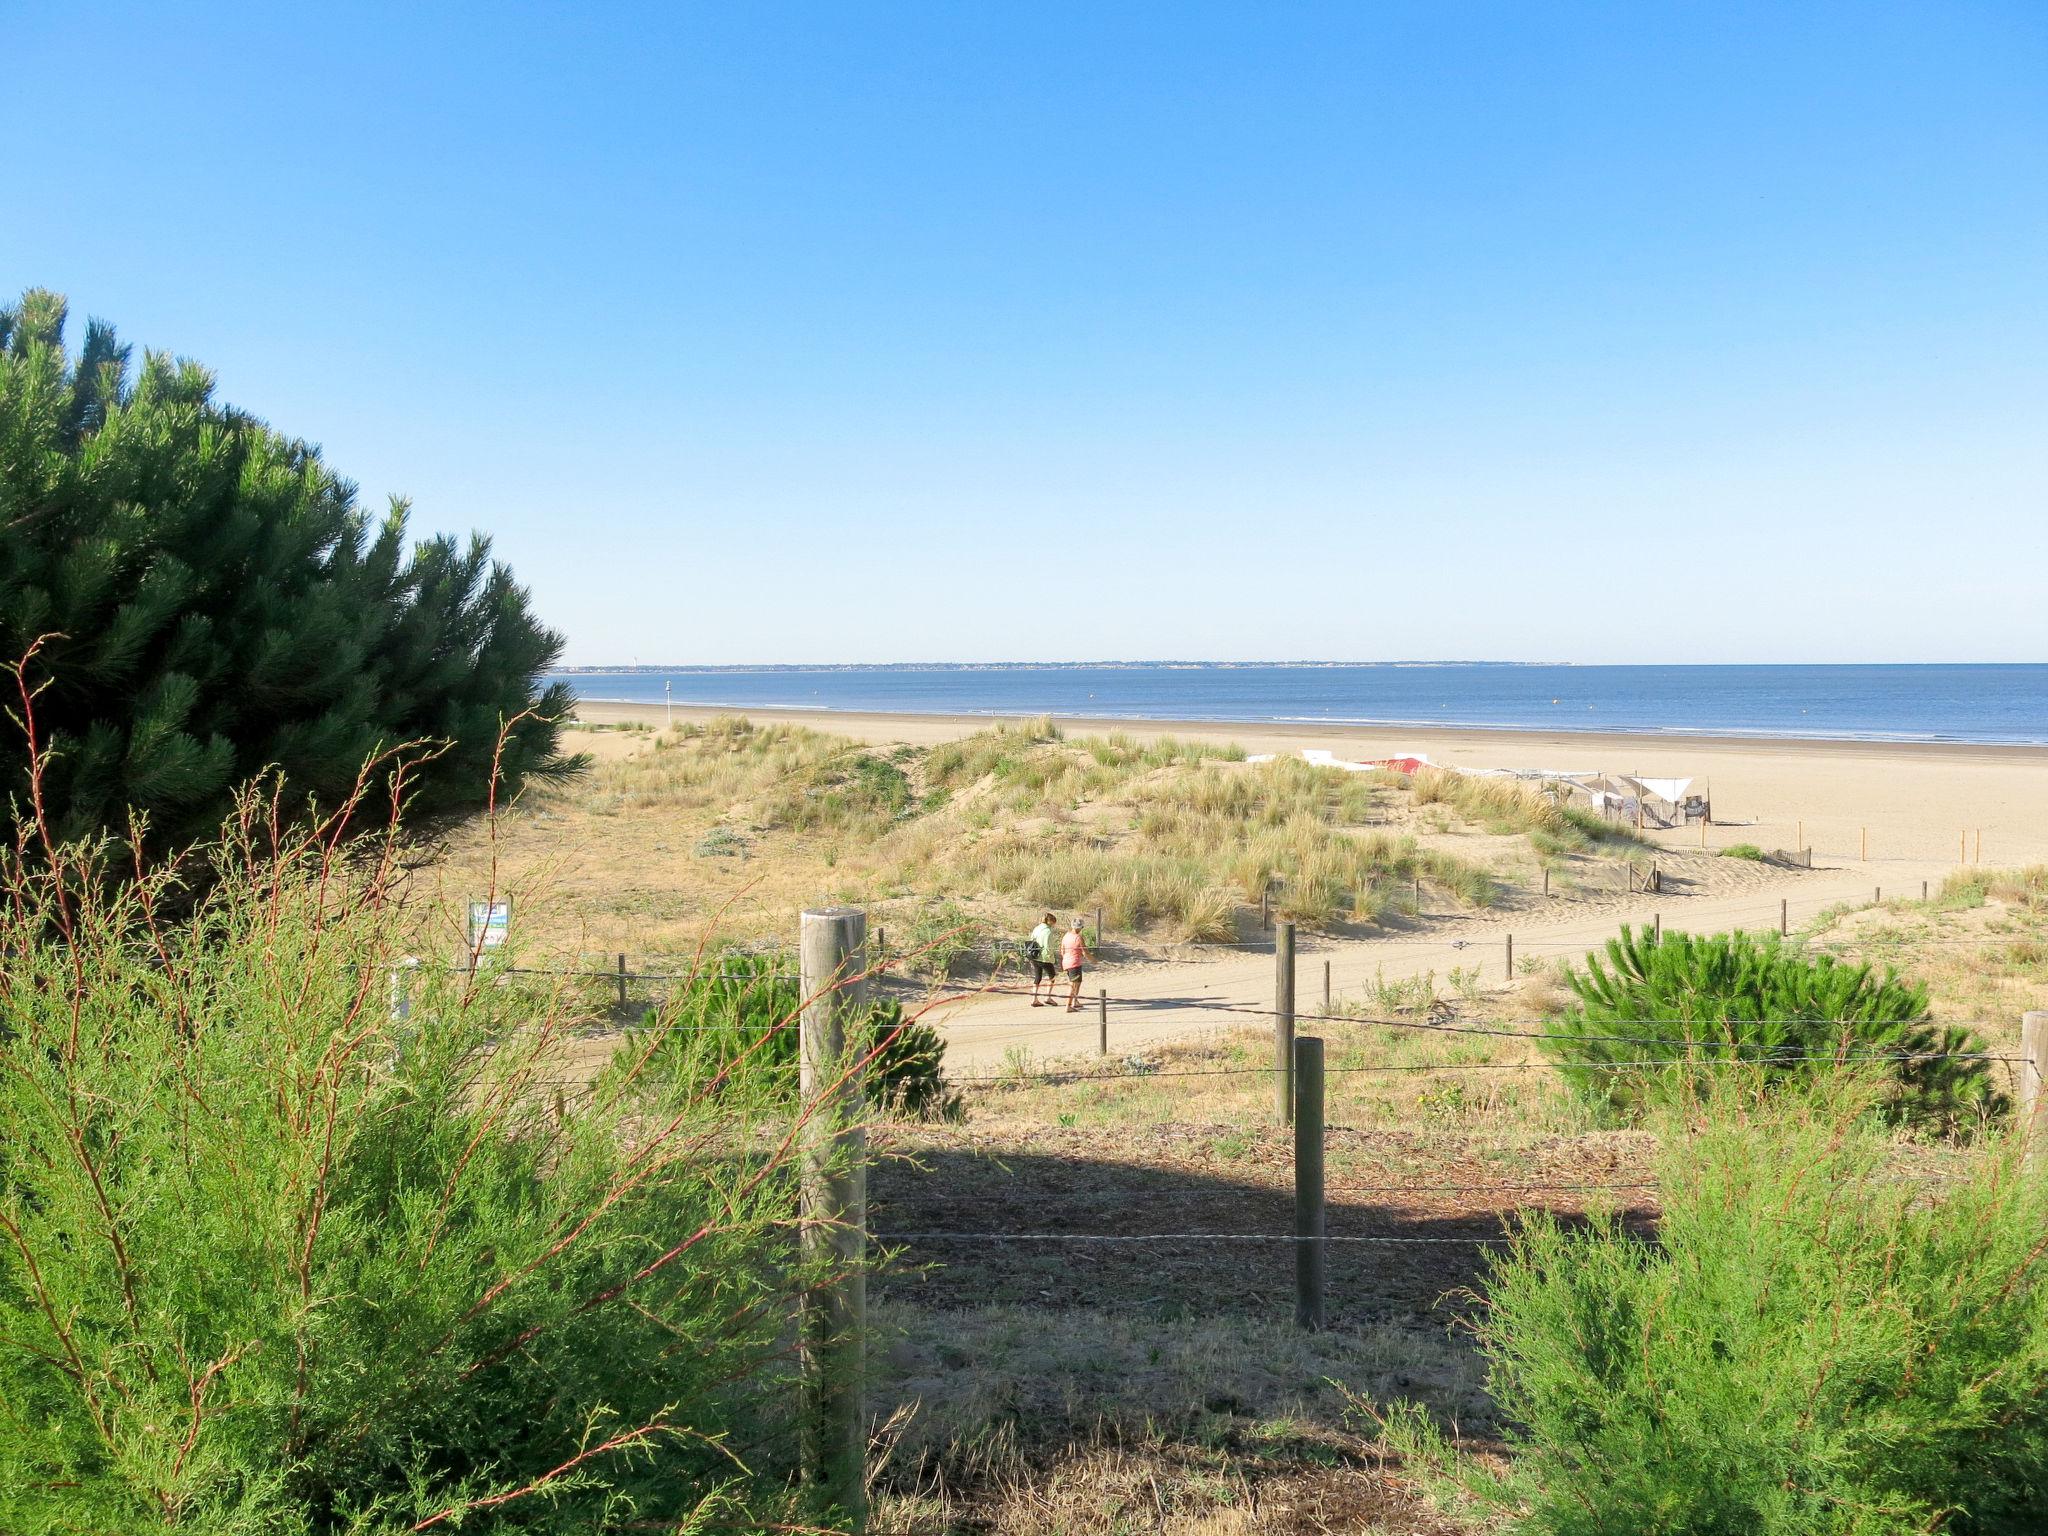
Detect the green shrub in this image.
<box><xmin>1543</xmin><ymin>926</ymin><xmax>2001</xmax><ymax>1131</ymax></box>
<box><xmin>1720</xmin><ymin>841</ymin><xmax>1766</xmax><ymax>860</ymax></box>
<box><xmin>0</xmin><ymin>791</ymin><xmax>838</xmax><ymax>1531</ymax></box>
<box><xmin>623</xmin><ymin>952</ymin><xmax>961</xmax><ymax>1121</ymax></box>
<box><xmin>0</xmin><ymin>288</ymin><xmax>575</xmax><ymax>861</ymax></box>
<box><xmin>1384</xmin><ymin>1094</ymin><xmax>2048</xmax><ymax>1534</ymax></box>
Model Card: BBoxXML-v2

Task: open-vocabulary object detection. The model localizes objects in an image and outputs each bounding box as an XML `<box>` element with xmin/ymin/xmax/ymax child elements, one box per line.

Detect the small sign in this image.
<box><xmin>466</xmin><ymin>900</ymin><xmax>512</xmax><ymax>952</ymax></box>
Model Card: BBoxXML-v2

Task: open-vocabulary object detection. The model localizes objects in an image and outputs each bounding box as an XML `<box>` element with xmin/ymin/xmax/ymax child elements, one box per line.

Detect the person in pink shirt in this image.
<box><xmin>1058</xmin><ymin>916</ymin><xmax>1089</xmax><ymax>1013</ymax></box>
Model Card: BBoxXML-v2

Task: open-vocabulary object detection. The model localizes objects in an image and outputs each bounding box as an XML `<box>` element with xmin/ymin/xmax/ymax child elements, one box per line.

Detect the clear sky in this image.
<box><xmin>5</xmin><ymin>2</ymin><xmax>2044</xmax><ymax>665</ymax></box>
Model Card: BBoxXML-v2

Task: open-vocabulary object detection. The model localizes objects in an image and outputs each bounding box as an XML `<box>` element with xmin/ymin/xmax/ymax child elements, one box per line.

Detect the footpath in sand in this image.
<box><xmin>926</xmin><ymin>847</ymin><xmax>1970</xmax><ymax>1074</ymax></box>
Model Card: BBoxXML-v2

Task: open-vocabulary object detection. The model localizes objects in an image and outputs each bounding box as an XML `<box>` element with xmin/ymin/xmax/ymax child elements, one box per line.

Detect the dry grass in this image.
<box><xmin>434</xmin><ymin>718</ymin><xmax>1538</xmax><ymax>960</ymax></box>
<box><xmin>1801</xmin><ymin>865</ymin><xmax>2048</xmax><ymax>1050</ymax></box>
<box><xmin>869</xmin><ymin>1303</ymin><xmax>1481</xmax><ymax>1534</ymax></box>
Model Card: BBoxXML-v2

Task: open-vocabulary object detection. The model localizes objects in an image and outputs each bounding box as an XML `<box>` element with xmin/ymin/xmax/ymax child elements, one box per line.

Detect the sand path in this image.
<box><xmin>927</xmin><ymin>851</ymin><xmax>1957</xmax><ymax>1072</ymax></box>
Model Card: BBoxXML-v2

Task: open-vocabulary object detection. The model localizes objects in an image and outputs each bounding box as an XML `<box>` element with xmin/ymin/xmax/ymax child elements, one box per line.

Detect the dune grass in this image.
<box><xmin>471</xmin><ymin>719</ymin><xmax>1554</xmax><ymax>955</ymax></box>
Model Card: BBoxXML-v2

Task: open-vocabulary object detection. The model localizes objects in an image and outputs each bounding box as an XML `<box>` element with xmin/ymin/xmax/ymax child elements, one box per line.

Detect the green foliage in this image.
<box><xmin>0</xmin><ymin>797</ymin><xmax>841</xmax><ymax>1531</ymax></box>
<box><xmin>0</xmin><ymin>288</ymin><xmax>573</xmax><ymax>857</ymax></box>
<box><xmin>1720</xmin><ymin>842</ymin><xmax>1766</xmax><ymax>860</ymax></box>
<box><xmin>1384</xmin><ymin>1095</ymin><xmax>2048</xmax><ymax>1534</ymax></box>
<box><xmin>623</xmin><ymin>951</ymin><xmax>962</xmax><ymax>1121</ymax></box>
<box><xmin>1544</xmin><ymin>926</ymin><xmax>2002</xmax><ymax>1130</ymax></box>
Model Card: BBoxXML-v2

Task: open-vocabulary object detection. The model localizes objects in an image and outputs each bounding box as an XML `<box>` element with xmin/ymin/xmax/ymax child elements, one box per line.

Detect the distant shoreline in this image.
<box><xmin>566</xmin><ymin>698</ymin><xmax>2048</xmax><ymax>766</ymax></box>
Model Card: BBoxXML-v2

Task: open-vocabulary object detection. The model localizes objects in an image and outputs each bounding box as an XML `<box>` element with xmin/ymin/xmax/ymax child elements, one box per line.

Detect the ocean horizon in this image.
<box><xmin>547</xmin><ymin>662</ymin><xmax>2048</xmax><ymax>747</ymax></box>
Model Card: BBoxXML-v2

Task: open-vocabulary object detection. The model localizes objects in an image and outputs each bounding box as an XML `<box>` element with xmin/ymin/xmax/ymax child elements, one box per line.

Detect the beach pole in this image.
<box><xmin>1780</xmin><ymin>898</ymin><xmax>1787</xmax><ymax>937</ymax></box>
<box><xmin>1095</xmin><ymin>906</ymin><xmax>1104</xmax><ymax>946</ymax></box>
<box><xmin>1274</xmin><ymin>919</ymin><xmax>1296</xmax><ymax>1126</ymax></box>
<box><xmin>798</xmin><ymin>907</ymin><xmax>868</xmax><ymax>1528</ymax></box>
<box><xmin>1294</xmin><ymin>1035</ymin><xmax>1326</xmax><ymax>1331</ymax></box>
<box><xmin>1097</xmin><ymin>988</ymin><xmax>1108</xmax><ymax>1057</ymax></box>
<box><xmin>2021</xmin><ymin>1013</ymin><xmax>2048</xmax><ymax>1182</ymax></box>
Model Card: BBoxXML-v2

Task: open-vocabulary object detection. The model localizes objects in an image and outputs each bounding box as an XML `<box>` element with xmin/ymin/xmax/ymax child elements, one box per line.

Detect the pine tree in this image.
<box><xmin>0</xmin><ymin>287</ymin><xmax>575</xmax><ymax>855</ymax></box>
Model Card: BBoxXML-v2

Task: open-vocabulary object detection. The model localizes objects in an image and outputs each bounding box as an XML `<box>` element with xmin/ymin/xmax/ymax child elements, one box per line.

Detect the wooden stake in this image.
<box><xmin>1653</xmin><ymin>913</ymin><xmax>1661</xmax><ymax>942</ymax></box>
<box><xmin>1780</xmin><ymin>898</ymin><xmax>1787</xmax><ymax>936</ymax></box>
<box><xmin>1506</xmin><ymin>933</ymin><xmax>1514</xmax><ymax>975</ymax></box>
<box><xmin>1293</xmin><ymin>1035</ymin><xmax>1326</xmax><ymax>1331</ymax></box>
<box><xmin>799</xmin><ymin>907</ymin><xmax>868</xmax><ymax>1528</ymax></box>
<box><xmin>1543</xmin><ymin>867</ymin><xmax>1550</xmax><ymax>897</ymax></box>
<box><xmin>1861</xmin><ymin>827</ymin><xmax>1868</xmax><ymax>861</ymax></box>
<box><xmin>1097</xmin><ymin>987</ymin><xmax>1108</xmax><ymax>1057</ymax></box>
<box><xmin>1323</xmin><ymin>958</ymin><xmax>1331</xmax><ymax>1014</ymax></box>
<box><xmin>616</xmin><ymin>952</ymin><xmax>628</xmax><ymax>1009</ymax></box>
<box><xmin>1095</xmin><ymin>906</ymin><xmax>1104</xmax><ymax>945</ymax></box>
<box><xmin>1274</xmin><ymin>920</ymin><xmax>1296</xmax><ymax>1126</ymax></box>
<box><xmin>2022</xmin><ymin>1012</ymin><xmax>2048</xmax><ymax>1182</ymax></box>
<box><xmin>1922</xmin><ymin>880</ymin><xmax>1928</xmax><ymax>901</ymax></box>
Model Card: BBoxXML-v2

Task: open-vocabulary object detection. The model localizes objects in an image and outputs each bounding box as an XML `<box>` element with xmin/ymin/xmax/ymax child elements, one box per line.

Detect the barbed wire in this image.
<box><xmin>872</xmin><ymin>1230</ymin><xmax>1508</xmax><ymax>1245</ymax></box>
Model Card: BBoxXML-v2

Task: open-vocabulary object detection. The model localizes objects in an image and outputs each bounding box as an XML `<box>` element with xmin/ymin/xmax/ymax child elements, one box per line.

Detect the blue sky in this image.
<box><xmin>5</xmin><ymin>2</ymin><xmax>2044</xmax><ymax>665</ymax></box>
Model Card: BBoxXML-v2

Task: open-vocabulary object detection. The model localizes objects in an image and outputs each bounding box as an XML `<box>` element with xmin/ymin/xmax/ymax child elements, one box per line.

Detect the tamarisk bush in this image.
<box><xmin>0</xmin><ymin>749</ymin><xmax>868</xmax><ymax>1531</ymax></box>
<box><xmin>1382</xmin><ymin>1089</ymin><xmax>2048</xmax><ymax>1534</ymax></box>
<box><xmin>1542</xmin><ymin>925</ymin><xmax>2002</xmax><ymax>1131</ymax></box>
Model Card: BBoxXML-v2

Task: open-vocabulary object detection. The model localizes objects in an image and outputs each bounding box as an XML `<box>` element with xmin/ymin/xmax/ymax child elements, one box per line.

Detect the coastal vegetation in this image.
<box><xmin>1542</xmin><ymin>926</ymin><xmax>2001</xmax><ymax>1131</ymax></box>
<box><xmin>1385</xmin><ymin>1091</ymin><xmax>2048</xmax><ymax>1536</ymax></box>
<box><xmin>0</xmin><ymin>782</ymin><xmax>847</xmax><ymax>1533</ymax></box>
<box><xmin>454</xmin><ymin>713</ymin><xmax>1669</xmax><ymax>962</ymax></box>
<box><xmin>0</xmin><ymin>288</ymin><xmax>572</xmax><ymax>859</ymax></box>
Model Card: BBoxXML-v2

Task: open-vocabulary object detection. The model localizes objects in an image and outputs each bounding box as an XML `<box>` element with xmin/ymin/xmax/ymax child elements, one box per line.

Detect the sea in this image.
<box><xmin>545</xmin><ymin>664</ymin><xmax>2048</xmax><ymax>747</ymax></box>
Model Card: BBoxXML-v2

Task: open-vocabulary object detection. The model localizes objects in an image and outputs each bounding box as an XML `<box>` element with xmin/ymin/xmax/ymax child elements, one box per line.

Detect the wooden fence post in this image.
<box><xmin>1780</xmin><ymin>898</ymin><xmax>1787</xmax><ymax>937</ymax></box>
<box><xmin>1294</xmin><ymin>1035</ymin><xmax>1326</xmax><ymax>1331</ymax></box>
<box><xmin>1505</xmin><ymin>933</ymin><xmax>1514</xmax><ymax>976</ymax></box>
<box><xmin>1097</xmin><ymin>987</ymin><xmax>1108</xmax><ymax>1057</ymax></box>
<box><xmin>1653</xmin><ymin>913</ymin><xmax>1661</xmax><ymax>942</ymax></box>
<box><xmin>1323</xmin><ymin>958</ymin><xmax>1331</xmax><ymax>1015</ymax></box>
<box><xmin>1274</xmin><ymin>919</ymin><xmax>1296</xmax><ymax>1126</ymax></box>
<box><xmin>1543</xmin><ymin>867</ymin><xmax>1550</xmax><ymax>898</ymax></box>
<box><xmin>799</xmin><ymin>907</ymin><xmax>868</xmax><ymax>1529</ymax></box>
<box><xmin>1261</xmin><ymin>883</ymin><xmax>1271</xmax><ymax>931</ymax></box>
<box><xmin>2022</xmin><ymin>1013</ymin><xmax>2048</xmax><ymax>1182</ymax></box>
<box><xmin>616</xmin><ymin>952</ymin><xmax>628</xmax><ymax>1009</ymax></box>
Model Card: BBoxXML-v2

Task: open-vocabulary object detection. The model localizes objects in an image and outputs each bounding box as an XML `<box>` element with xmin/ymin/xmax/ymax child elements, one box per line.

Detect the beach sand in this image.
<box><xmin>573</xmin><ymin>699</ymin><xmax>2048</xmax><ymax>869</ymax></box>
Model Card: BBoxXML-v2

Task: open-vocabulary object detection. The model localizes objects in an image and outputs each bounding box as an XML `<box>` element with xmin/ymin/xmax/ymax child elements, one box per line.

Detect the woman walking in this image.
<box><xmin>1059</xmin><ymin>915</ymin><xmax>1089</xmax><ymax>1013</ymax></box>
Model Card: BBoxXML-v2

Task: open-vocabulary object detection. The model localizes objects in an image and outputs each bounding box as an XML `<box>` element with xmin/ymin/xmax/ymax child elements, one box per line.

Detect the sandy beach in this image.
<box><xmin>574</xmin><ymin>699</ymin><xmax>2048</xmax><ymax>869</ymax></box>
